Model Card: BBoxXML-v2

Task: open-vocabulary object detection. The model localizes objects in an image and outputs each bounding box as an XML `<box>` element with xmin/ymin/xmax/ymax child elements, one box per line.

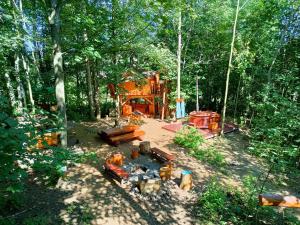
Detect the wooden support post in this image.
<box><xmin>161</xmin><ymin>86</ymin><xmax>166</xmax><ymax>120</ymax></box>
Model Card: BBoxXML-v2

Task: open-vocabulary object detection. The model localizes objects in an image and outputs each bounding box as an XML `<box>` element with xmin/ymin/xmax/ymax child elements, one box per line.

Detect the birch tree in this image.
<box><xmin>47</xmin><ymin>0</ymin><xmax>67</xmax><ymax>146</ymax></box>
<box><xmin>221</xmin><ymin>0</ymin><xmax>240</xmax><ymax>135</ymax></box>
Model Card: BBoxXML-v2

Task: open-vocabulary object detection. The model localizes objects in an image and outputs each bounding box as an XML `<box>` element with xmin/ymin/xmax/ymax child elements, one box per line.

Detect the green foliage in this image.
<box><xmin>174</xmin><ymin>127</ymin><xmax>226</xmax><ymax>167</ymax></box>
<box><xmin>31</xmin><ymin>147</ymin><xmax>75</xmax><ymax>186</ymax></box>
<box><xmin>0</xmin><ymin>110</ymin><xmax>27</xmax><ymax>214</ymax></box>
<box><xmin>248</xmin><ymin>74</ymin><xmax>300</xmax><ymax>168</ymax></box>
<box><xmin>23</xmin><ymin>215</ymin><xmax>51</xmax><ymax>225</ymax></box>
<box><xmin>137</xmin><ymin>43</ymin><xmax>177</xmax><ymax>79</ymax></box>
<box><xmin>197</xmin><ymin>176</ymin><xmax>299</xmax><ymax>225</ymax></box>
<box><xmin>174</xmin><ymin>126</ymin><xmax>205</xmax><ymax>150</ymax></box>
<box><xmin>190</xmin><ymin>146</ymin><xmax>226</xmax><ymax>168</ymax></box>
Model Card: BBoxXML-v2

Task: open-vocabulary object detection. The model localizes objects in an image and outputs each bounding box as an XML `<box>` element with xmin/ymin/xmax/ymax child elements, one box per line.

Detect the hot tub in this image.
<box><xmin>189</xmin><ymin>111</ymin><xmax>221</xmax><ymax>130</ymax></box>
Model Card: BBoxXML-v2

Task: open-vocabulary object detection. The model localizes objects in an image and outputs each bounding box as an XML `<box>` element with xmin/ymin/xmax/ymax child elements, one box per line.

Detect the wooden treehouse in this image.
<box><xmin>108</xmin><ymin>72</ymin><xmax>169</xmax><ymax>118</ymax></box>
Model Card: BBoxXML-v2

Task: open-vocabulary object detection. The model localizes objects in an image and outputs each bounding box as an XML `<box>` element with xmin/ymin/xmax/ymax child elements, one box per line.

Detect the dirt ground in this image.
<box><xmin>18</xmin><ymin>118</ymin><xmax>300</xmax><ymax>224</ymax></box>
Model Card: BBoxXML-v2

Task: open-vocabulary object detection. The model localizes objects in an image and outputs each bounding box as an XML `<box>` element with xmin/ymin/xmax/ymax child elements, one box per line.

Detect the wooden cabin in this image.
<box><xmin>108</xmin><ymin>72</ymin><xmax>168</xmax><ymax>118</ymax></box>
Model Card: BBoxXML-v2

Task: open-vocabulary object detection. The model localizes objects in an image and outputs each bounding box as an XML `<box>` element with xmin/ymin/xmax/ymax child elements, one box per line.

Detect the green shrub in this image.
<box><xmin>197</xmin><ymin>176</ymin><xmax>299</xmax><ymax>225</ymax></box>
<box><xmin>31</xmin><ymin>146</ymin><xmax>75</xmax><ymax>186</ymax></box>
<box><xmin>174</xmin><ymin>126</ymin><xmax>205</xmax><ymax>150</ymax></box>
<box><xmin>190</xmin><ymin>147</ymin><xmax>226</xmax><ymax>168</ymax></box>
<box><xmin>249</xmin><ymin>86</ymin><xmax>300</xmax><ymax>168</ymax></box>
<box><xmin>0</xmin><ymin>111</ymin><xmax>28</xmax><ymax>214</ymax></box>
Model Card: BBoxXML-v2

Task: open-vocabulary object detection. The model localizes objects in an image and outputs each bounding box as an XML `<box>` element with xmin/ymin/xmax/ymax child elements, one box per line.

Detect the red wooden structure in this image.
<box><xmin>108</xmin><ymin>72</ymin><xmax>168</xmax><ymax>118</ymax></box>
<box><xmin>189</xmin><ymin>111</ymin><xmax>221</xmax><ymax>132</ymax></box>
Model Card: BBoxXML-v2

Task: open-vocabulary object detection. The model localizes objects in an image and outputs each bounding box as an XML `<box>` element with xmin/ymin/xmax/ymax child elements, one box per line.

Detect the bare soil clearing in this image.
<box><xmin>19</xmin><ymin>118</ymin><xmax>300</xmax><ymax>224</ymax></box>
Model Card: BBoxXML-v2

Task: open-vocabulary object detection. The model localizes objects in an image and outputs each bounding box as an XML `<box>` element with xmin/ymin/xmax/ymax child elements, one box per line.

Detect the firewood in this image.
<box><xmin>259</xmin><ymin>194</ymin><xmax>300</xmax><ymax>208</ymax></box>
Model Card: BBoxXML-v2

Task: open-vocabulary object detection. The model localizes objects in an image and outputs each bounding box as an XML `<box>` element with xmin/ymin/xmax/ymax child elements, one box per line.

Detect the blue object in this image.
<box><xmin>176</xmin><ymin>100</ymin><xmax>186</xmax><ymax>118</ymax></box>
<box><xmin>181</xmin><ymin>101</ymin><xmax>185</xmax><ymax>117</ymax></box>
<box><xmin>182</xmin><ymin>170</ymin><xmax>192</xmax><ymax>175</ymax></box>
<box><xmin>176</xmin><ymin>102</ymin><xmax>182</xmax><ymax>118</ymax></box>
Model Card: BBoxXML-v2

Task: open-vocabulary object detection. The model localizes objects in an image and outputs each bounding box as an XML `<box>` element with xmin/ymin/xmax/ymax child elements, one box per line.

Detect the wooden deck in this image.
<box><xmin>161</xmin><ymin>122</ymin><xmax>238</xmax><ymax>139</ymax></box>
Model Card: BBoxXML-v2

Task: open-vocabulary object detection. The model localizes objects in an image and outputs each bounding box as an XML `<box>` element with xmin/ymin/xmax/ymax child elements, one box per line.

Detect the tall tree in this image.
<box><xmin>221</xmin><ymin>0</ymin><xmax>240</xmax><ymax>134</ymax></box>
<box><xmin>47</xmin><ymin>0</ymin><xmax>67</xmax><ymax>146</ymax></box>
<box><xmin>177</xmin><ymin>7</ymin><xmax>182</xmax><ymax>100</ymax></box>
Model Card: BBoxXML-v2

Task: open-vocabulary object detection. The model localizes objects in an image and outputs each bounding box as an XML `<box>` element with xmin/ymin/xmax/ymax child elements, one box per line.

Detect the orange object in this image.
<box><xmin>106</xmin><ymin>153</ymin><xmax>125</xmax><ymax>166</ymax></box>
<box><xmin>259</xmin><ymin>194</ymin><xmax>300</xmax><ymax>208</ymax></box>
<box><xmin>208</xmin><ymin>122</ymin><xmax>219</xmax><ymax>132</ymax></box>
<box><xmin>104</xmin><ymin>162</ymin><xmax>129</xmax><ymax>179</ymax></box>
<box><xmin>176</xmin><ymin>98</ymin><xmax>184</xmax><ymax>102</ymax></box>
<box><xmin>100</xmin><ymin>125</ymin><xmax>139</xmax><ymax>137</ymax></box>
<box><xmin>109</xmin><ymin>130</ymin><xmax>145</xmax><ymax>145</ymax></box>
<box><xmin>122</xmin><ymin>104</ymin><xmax>132</xmax><ymax>116</ymax></box>
<box><xmin>131</xmin><ymin>149</ymin><xmax>140</xmax><ymax>159</ymax></box>
<box><xmin>36</xmin><ymin>132</ymin><xmax>60</xmax><ymax>149</ymax></box>
<box><xmin>108</xmin><ymin>72</ymin><xmax>168</xmax><ymax>117</ymax></box>
<box><xmin>189</xmin><ymin>111</ymin><xmax>221</xmax><ymax>129</ymax></box>
<box><xmin>159</xmin><ymin>166</ymin><xmax>172</xmax><ymax>180</ymax></box>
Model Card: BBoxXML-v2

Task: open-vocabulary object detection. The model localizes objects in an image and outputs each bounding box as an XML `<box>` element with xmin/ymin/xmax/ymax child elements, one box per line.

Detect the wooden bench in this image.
<box><xmin>99</xmin><ymin>125</ymin><xmax>145</xmax><ymax>146</ymax></box>
<box><xmin>109</xmin><ymin>130</ymin><xmax>145</xmax><ymax>145</ymax></box>
<box><xmin>98</xmin><ymin>125</ymin><xmax>139</xmax><ymax>138</ymax></box>
<box><xmin>150</xmin><ymin>147</ymin><xmax>175</xmax><ymax>162</ymax></box>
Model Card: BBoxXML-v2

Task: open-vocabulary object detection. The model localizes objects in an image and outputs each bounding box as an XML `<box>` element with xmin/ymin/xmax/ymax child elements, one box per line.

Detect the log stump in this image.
<box><xmin>159</xmin><ymin>166</ymin><xmax>172</xmax><ymax>181</ymax></box>
<box><xmin>179</xmin><ymin>170</ymin><xmax>192</xmax><ymax>191</ymax></box>
<box><xmin>139</xmin><ymin>141</ymin><xmax>151</xmax><ymax>154</ymax></box>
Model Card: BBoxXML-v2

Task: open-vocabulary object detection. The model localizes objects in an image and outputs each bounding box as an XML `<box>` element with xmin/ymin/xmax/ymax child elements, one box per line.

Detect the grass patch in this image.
<box><xmin>190</xmin><ymin>146</ymin><xmax>226</xmax><ymax>168</ymax></box>
<box><xmin>174</xmin><ymin>127</ymin><xmax>226</xmax><ymax>168</ymax></box>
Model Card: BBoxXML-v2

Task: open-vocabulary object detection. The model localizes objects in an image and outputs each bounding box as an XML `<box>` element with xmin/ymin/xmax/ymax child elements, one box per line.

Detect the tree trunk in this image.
<box><xmin>177</xmin><ymin>9</ymin><xmax>182</xmax><ymax>100</ymax></box>
<box><xmin>21</xmin><ymin>54</ymin><xmax>35</xmax><ymax>113</ymax></box>
<box><xmin>14</xmin><ymin>54</ymin><xmax>25</xmax><ymax>113</ymax></box>
<box><xmin>111</xmin><ymin>0</ymin><xmax>120</xmax><ymax>125</ymax></box>
<box><xmin>76</xmin><ymin>71</ymin><xmax>80</xmax><ymax>104</ymax></box>
<box><xmin>196</xmin><ymin>75</ymin><xmax>199</xmax><ymax>111</ymax></box>
<box><xmin>221</xmin><ymin>0</ymin><xmax>240</xmax><ymax>135</ymax></box>
<box><xmin>84</xmin><ymin>30</ymin><xmax>95</xmax><ymax>120</ymax></box>
<box><xmin>4</xmin><ymin>72</ymin><xmax>17</xmax><ymax>110</ymax></box>
<box><xmin>48</xmin><ymin>0</ymin><xmax>67</xmax><ymax>147</ymax></box>
<box><xmin>94</xmin><ymin>69</ymin><xmax>101</xmax><ymax>120</ymax></box>
<box><xmin>233</xmin><ymin>73</ymin><xmax>241</xmax><ymax>123</ymax></box>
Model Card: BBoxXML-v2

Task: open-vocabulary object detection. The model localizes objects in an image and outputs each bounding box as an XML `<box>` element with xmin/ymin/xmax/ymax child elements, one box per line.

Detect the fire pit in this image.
<box><xmin>103</xmin><ymin>145</ymin><xmax>192</xmax><ymax>198</ymax></box>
